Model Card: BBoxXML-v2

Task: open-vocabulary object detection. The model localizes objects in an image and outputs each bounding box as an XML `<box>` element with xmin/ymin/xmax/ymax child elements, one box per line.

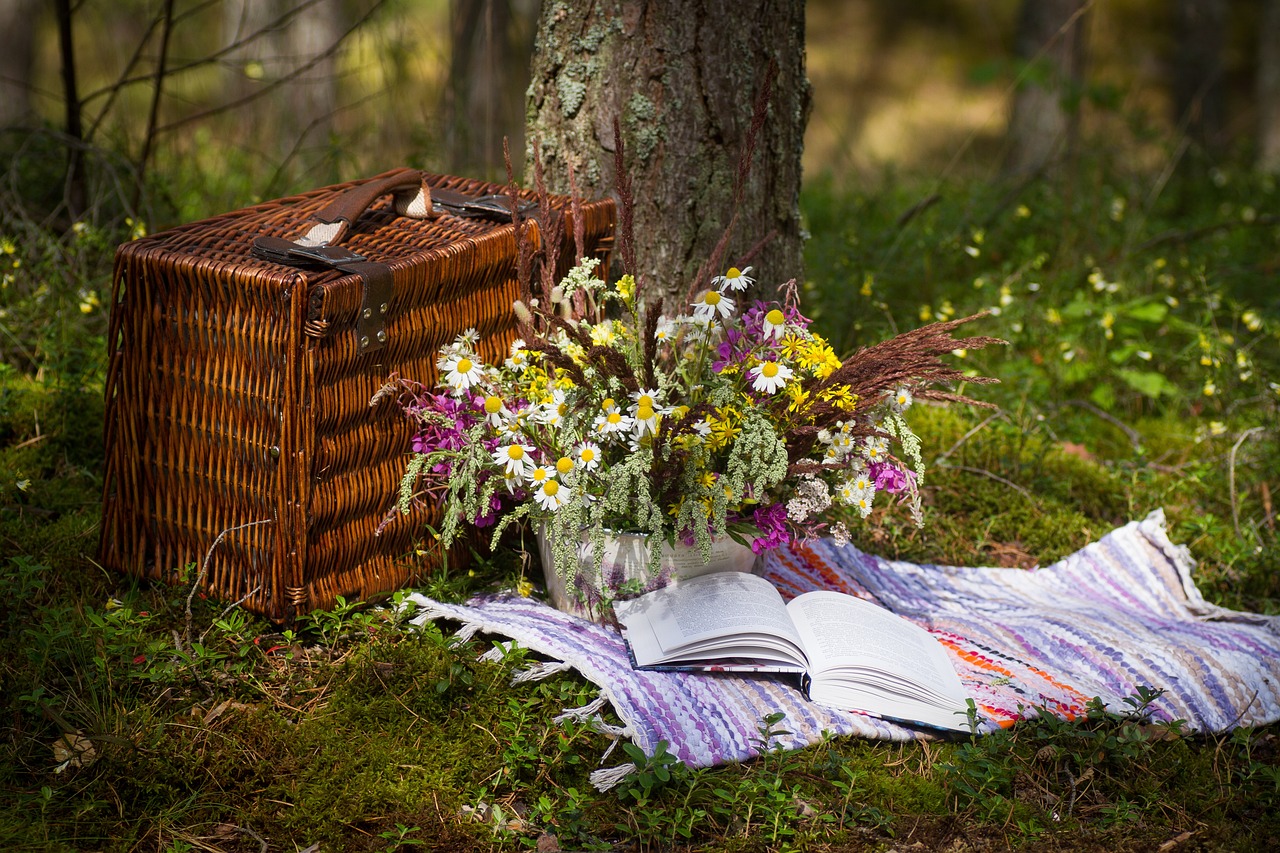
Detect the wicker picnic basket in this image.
<box><xmin>100</xmin><ymin>168</ymin><xmax>615</xmax><ymax>622</ymax></box>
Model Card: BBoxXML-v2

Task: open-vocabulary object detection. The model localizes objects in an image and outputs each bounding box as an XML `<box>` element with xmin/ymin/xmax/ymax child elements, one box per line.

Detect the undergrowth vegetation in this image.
<box><xmin>2</xmin><ymin>156</ymin><xmax>1279</xmax><ymax>850</ymax></box>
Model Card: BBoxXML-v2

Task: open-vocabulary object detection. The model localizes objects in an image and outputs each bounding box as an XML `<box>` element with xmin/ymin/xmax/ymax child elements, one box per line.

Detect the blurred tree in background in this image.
<box><xmin>0</xmin><ymin>1</ymin><xmax>1278</xmax><ymax>235</ymax></box>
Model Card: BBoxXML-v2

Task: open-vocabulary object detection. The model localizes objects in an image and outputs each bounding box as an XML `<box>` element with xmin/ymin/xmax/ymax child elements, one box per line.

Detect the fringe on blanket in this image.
<box><xmin>404</xmin><ymin>592</ymin><xmax>639</xmax><ymax>790</ymax></box>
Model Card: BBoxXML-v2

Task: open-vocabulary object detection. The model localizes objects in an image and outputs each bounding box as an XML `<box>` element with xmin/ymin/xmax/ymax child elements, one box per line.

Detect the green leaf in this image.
<box><xmin>1117</xmin><ymin>369</ymin><xmax>1177</xmax><ymax>398</ymax></box>
<box><xmin>1120</xmin><ymin>301</ymin><xmax>1168</xmax><ymax>323</ymax></box>
<box><xmin>1089</xmin><ymin>382</ymin><xmax>1116</xmax><ymax>410</ymax></box>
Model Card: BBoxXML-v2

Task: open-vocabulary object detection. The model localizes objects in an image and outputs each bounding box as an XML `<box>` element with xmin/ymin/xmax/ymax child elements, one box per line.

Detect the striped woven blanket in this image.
<box><xmin>408</xmin><ymin>510</ymin><xmax>1280</xmax><ymax>789</ymax></box>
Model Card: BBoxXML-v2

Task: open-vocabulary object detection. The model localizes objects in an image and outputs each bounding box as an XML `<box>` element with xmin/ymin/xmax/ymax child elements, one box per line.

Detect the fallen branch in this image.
<box><xmin>936</xmin><ymin>462</ymin><xmax>1038</xmax><ymax>505</ymax></box>
<box><xmin>1228</xmin><ymin>427</ymin><xmax>1266</xmax><ymax>541</ymax></box>
<box><xmin>183</xmin><ymin>518</ymin><xmax>272</xmax><ymax>650</ymax></box>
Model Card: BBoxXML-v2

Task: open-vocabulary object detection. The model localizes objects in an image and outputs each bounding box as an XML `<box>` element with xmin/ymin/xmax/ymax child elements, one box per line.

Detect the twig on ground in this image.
<box><xmin>183</xmin><ymin>519</ymin><xmax>272</xmax><ymax>650</ymax></box>
<box><xmin>1059</xmin><ymin>399</ymin><xmax>1143</xmax><ymax>455</ymax></box>
<box><xmin>197</xmin><ymin>584</ymin><xmax>263</xmax><ymax>645</ymax></box>
<box><xmin>936</xmin><ymin>463</ymin><xmax>1038</xmax><ymax>505</ymax></box>
<box><xmin>1228</xmin><ymin>427</ymin><xmax>1265</xmax><ymax>540</ymax></box>
<box><xmin>934</xmin><ymin>411</ymin><xmax>1005</xmax><ymax>465</ymax></box>
<box><xmin>234</xmin><ymin>826</ymin><xmax>268</xmax><ymax>853</ymax></box>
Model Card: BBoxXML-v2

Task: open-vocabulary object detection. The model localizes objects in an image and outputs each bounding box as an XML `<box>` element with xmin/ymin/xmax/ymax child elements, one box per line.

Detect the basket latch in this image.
<box><xmin>252</xmin><ymin>237</ymin><xmax>393</xmax><ymax>353</ymax></box>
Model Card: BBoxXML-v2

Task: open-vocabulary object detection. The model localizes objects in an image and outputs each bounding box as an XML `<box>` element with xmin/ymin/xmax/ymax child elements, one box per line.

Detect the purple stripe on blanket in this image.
<box><xmin>409</xmin><ymin>509</ymin><xmax>1280</xmax><ymax>779</ymax></box>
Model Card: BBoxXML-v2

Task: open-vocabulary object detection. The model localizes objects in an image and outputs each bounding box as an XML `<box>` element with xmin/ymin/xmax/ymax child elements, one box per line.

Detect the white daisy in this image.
<box><xmin>713</xmin><ymin>265</ymin><xmax>754</xmax><ymax>292</ymax></box>
<box><xmin>554</xmin><ymin>455</ymin><xmax>575</xmax><ymax>476</ymax></box>
<box><xmin>504</xmin><ymin>339</ymin><xmax>529</xmax><ymax>371</ymax></box>
<box><xmin>526</xmin><ymin>465</ymin><xmax>556</xmax><ymax>488</ymax></box>
<box><xmin>692</xmin><ymin>289</ymin><xmax>735</xmax><ymax>321</ymax></box>
<box><xmin>576</xmin><ymin>442</ymin><xmax>602</xmax><ymax>470</ymax></box>
<box><xmin>482</xmin><ymin>394</ymin><xmax>509</xmax><ymax>428</ymax></box>
<box><xmin>593</xmin><ymin>409</ymin><xmax>634</xmax><ymax>438</ymax></box>
<box><xmin>536</xmin><ymin>389</ymin><xmax>569</xmax><ymax>427</ymax></box>
<box><xmin>863</xmin><ymin>436</ymin><xmax>889</xmax><ymax>462</ymax></box>
<box><xmin>441</xmin><ymin>352</ymin><xmax>484</xmax><ymax>392</ymax></box>
<box><xmin>492</xmin><ymin>441</ymin><xmax>534</xmax><ymax>478</ymax></box>
<box><xmin>453</xmin><ymin>328</ymin><xmax>479</xmax><ymax>348</ymax></box>
<box><xmin>750</xmin><ymin>360</ymin><xmax>793</xmax><ymax>394</ymax></box>
<box><xmin>762</xmin><ymin>307</ymin><xmax>788</xmax><ymax>341</ymax></box>
<box><xmin>533</xmin><ymin>479</ymin><xmax>566</xmax><ymax>511</ymax></box>
<box><xmin>890</xmin><ymin>386</ymin><xmax>913</xmax><ymax>412</ymax></box>
<box><xmin>654</xmin><ymin>316</ymin><xmax>676</xmax><ymax>344</ymax></box>
<box><xmin>853</xmin><ymin>487</ymin><xmax>876</xmax><ymax>518</ymax></box>
<box><xmin>629</xmin><ymin>387</ymin><xmax>664</xmax><ymax>414</ymax></box>
<box><xmin>632</xmin><ymin>401</ymin><xmax>659</xmax><ymax>436</ymax></box>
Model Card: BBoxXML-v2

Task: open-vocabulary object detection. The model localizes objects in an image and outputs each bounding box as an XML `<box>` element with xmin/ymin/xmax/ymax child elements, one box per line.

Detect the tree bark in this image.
<box><xmin>1172</xmin><ymin>0</ymin><xmax>1228</xmax><ymax>154</ymax></box>
<box><xmin>525</xmin><ymin>0</ymin><xmax>809</xmax><ymax>311</ymax></box>
<box><xmin>1004</xmin><ymin>0</ymin><xmax>1088</xmax><ymax>177</ymax></box>
<box><xmin>1260</xmin><ymin>0</ymin><xmax>1280</xmax><ymax>171</ymax></box>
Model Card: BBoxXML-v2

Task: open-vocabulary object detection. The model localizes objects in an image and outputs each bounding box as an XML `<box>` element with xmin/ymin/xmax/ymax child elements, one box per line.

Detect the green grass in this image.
<box><xmin>2</xmin><ymin>159</ymin><xmax>1279</xmax><ymax>850</ymax></box>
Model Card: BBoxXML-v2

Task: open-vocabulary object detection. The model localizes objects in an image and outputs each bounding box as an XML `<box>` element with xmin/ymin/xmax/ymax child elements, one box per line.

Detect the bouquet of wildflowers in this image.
<box><xmin>386</xmin><ymin>248</ymin><xmax>1001</xmax><ymax>587</ymax></box>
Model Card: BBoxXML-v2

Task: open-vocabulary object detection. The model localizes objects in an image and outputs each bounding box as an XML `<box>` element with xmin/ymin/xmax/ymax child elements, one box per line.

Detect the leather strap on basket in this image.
<box><xmin>251</xmin><ymin>169</ymin><xmax>537</xmax><ymax>354</ymax></box>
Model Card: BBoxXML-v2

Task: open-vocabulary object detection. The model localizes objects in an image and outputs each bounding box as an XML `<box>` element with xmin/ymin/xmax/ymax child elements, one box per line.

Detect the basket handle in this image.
<box><xmin>295</xmin><ymin>168</ymin><xmax>435</xmax><ymax>248</ymax></box>
<box><xmin>294</xmin><ymin>168</ymin><xmax>539</xmax><ymax>248</ymax></box>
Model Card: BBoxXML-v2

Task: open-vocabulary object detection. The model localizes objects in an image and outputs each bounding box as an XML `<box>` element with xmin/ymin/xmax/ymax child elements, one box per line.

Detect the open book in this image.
<box><xmin>612</xmin><ymin>571</ymin><xmax>974</xmax><ymax>733</ymax></box>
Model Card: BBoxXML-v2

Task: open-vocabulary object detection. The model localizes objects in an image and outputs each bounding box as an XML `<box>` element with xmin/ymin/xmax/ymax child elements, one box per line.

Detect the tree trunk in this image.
<box><xmin>442</xmin><ymin>0</ymin><xmax>539</xmax><ymax>179</ymax></box>
<box><xmin>1260</xmin><ymin>0</ymin><xmax>1280</xmax><ymax>171</ymax></box>
<box><xmin>1173</xmin><ymin>0</ymin><xmax>1228</xmax><ymax>154</ymax></box>
<box><xmin>0</xmin><ymin>0</ymin><xmax>42</xmax><ymax>128</ymax></box>
<box><xmin>525</xmin><ymin>0</ymin><xmax>809</xmax><ymax>311</ymax></box>
<box><xmin>221</xmin><ymin>0</ymin><xmax>346</xmax><ymax>168</ymax></box>
<box><xmin>1004</xmin><ymin>0</ymin><xmax>1088</xmax><ymax>177</ymax></box>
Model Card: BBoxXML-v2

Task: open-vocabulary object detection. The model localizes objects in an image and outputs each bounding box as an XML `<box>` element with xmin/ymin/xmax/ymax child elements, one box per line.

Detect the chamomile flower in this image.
<box><xmin>654</xmin><ymin>316</ymin><xmax>676</xmax><ymax>344</ymax></box>
<box><xmin>526</xmin><ymin>465</ymin><xmax>556</xmax><ymax>488</ymax></box>
<box><xmin>538</xmin><ymin>389</ymin><xmax>569</xmax><ymax>427</ymax></box>
<box><xmin>493</xmin><ymin>441</ymin><xmax>534</xmax><ymax>478</ymax></box>
<box><xmin>441</xmin><ymin>352</ymin><xmax>484</xmax><ymax>392</ymax></box>
<box><xmin>505</xmin><ymin>339</ymin><xmax>529</xmax><ymax>370</ymax></box>
<box><xmin>632</xmin><ymin>401</ymin><xmax>659</xmax><ymax>436</ymax></box>
<box><xmin>534</xmin><ymin>479</ymin><xmax>566</xmax><ymax>511</ymax></box>
<box><xmin>692</xmin><ymin>289</ymin><xmax>735</xmax><ymax>321</ymax></box>
<box><xmin>575</xmin><ymin>442</ymin><xmax>602</xmax><ymax>470</ymax></box>
<box><xmin>852</xmin><ymin>487</ymin><xmax>876</xmax><ymax>518</ymax></box>
<box><xmin>593</xmin><ymin>409</ymin><xmax>634</xmax><ymax>438</ymax></box>
<box><xmin>630</xmin><ymin>387</ymin><xmax>664</xmax><ymax>414</ymax></box>
<box><xmin>863</xmin><ymin>436</ymin><xmax>889</xmax><ymax>462</ymax></box>
<box><xmin>762</xmin><ymin>308</ymin><xmax>787</xmax><ymax>340</ymax></box>
<box><xmin>713</xmin><ymin>266</ymin><xmax>754</xmax><ymax>292</ymax></box>
<box><xmin>482</xmin><ymin>394</ymin><xmax>510</xmax><ymax>428</ymax></box>
<box><xmin>453</xmin><ymin>328</ymin><xmax>480</xmax><ymax>348</ymax></box>
<box><xmin>750</xmin><ymin>360</ymin><xmax>793</xmax><ymax>394</ymax></box>
<box><xmin>555</xmin><ymin>456</ymin><xmax>575</xmax><ymax>475</ymax></box>
<box><xmin>890</xmin><ymin>386</ymin><xmax>912</xmax><ymax>412</ymax></box>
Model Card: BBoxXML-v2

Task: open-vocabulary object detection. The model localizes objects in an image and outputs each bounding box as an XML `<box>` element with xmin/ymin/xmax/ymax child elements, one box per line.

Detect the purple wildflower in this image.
<box><xmin>869</xmin><ymin>461</ymin><xmax>912</xmax><ymax>494</ymax></box>
<box><xmin>751</xmin><ymin>502</ymin><xmax>790</xmax><ymax>554</ymax></box>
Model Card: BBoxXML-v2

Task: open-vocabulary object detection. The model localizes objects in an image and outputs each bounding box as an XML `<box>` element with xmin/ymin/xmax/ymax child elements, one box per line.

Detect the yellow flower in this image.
<box><xmin>615</xmin><ymin>274</ymin><xmax>635</xmax><ymax>302</ymax></box>
<box><xmin>516</xmin><ymin>579</ymin><xmax>534</xmax><ymax>597</ymax></box>
<box><xmin>780</xmin><ymin>334</ymin><xmax>805</xmax><ymax>360</ymax></box>
<box><xmin>785</xmin><ymin>383</ymin><xmax>810</xmax><ymax>414</ymax></box>
<box><xmin>706</xmin><ymin>408</ymin><xmax>741</xmax><ymax>450</ymax></box>
<box><xmin>819</xmin><ymin>385</ymin><xmax>858</xmax><ymax>412</ymax></box>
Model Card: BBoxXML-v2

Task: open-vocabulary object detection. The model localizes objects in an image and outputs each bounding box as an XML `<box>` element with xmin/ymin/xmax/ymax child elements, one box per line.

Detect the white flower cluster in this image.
<box><xmin>786</xmin><ymin>475</ymin><xmax>831</xmax><ymax>523</ymax></box>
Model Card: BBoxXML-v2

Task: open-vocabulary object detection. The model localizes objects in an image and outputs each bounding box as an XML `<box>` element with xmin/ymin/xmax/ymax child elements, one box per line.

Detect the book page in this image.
<box><xmin>613</xmin><ymin>572</ymin><xmax>807</xmax><ymax>668</ymax></box>
<box><xmin>787</xmin><ymin>591</ymin><xmax>969</xmax><ymax>727</ymax></box>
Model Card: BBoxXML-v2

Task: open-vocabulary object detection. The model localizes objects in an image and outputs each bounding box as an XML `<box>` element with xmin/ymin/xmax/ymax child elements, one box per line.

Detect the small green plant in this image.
<box><xmin>378</xmin><ymin>822</ymin><xmax>426</xmax><ymax>850</ymax></box>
